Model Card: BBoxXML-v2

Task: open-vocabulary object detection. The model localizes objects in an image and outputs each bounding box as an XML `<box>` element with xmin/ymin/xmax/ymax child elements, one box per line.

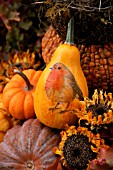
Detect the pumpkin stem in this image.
<box><xmin>65</xmin><ymin>16</ymin><xmax>75</xmax><ymax>45</ymax></box>
<box><xmin>14</xmin><ymin>70</ymin><xmax>34</xmax><ymax>91</ymax></box>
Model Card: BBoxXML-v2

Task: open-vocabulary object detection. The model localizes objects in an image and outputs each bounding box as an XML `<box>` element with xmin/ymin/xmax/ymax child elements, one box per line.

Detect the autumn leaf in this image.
<box><xmin>1</xmin><ymin>11</ymin><xmax>20</xmax><ymax>31</ymax></box>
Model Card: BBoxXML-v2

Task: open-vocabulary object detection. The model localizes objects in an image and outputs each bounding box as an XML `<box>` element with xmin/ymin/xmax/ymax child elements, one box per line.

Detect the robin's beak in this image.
<box><xmin>49</xmin><ymin>67</ymin><xmax>52</xmax><ymax>70</ymax></box>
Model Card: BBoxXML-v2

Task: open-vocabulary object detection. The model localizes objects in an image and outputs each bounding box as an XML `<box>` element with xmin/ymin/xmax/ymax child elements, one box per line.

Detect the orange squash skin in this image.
<box><xmin>34</xmin><ymin>44</ymin><xmax>88</xmax><ymax>129</ymax></box>
<box><xmin>3</xmin><ymin>69</ymin><xmax>42</xmax><ymax>120</ymax></box>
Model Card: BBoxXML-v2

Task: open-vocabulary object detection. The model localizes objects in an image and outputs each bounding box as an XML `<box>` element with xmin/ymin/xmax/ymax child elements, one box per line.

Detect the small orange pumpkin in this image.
<box><xmin>34</xmin><ymin>17</ymin><xmax>88</xmax><ymax>129</ymax></box>
<box><xmin>0</xmin><ymin>93</ymin><xmax>21</xmax><ymax>142</ymax></box>
<box><xmin>0</xmin><ymin>112</ymin><xmax>21</xmax><ymax>142</ymax></box>
<box><xmin>3</xmin><ymin>69</ymin><xmax>42</xmax><ymax>120</ymax></box>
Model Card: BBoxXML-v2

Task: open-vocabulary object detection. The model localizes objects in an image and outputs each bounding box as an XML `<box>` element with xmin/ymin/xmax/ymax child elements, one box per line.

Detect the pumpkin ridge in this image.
<box><xmin>9</xmin><ymin>91</ymin><xmax>26</xmax><ymax>119</ymax></box>
<box><xmin>18</xmin><ymin>119</ymin><xmax>42</xmax><ymax>156</ymax></box>
<box><xmin>0</xmin><ymin>142</ymin><xmax>22</xmax><ymax>162</ymax></box>
<box><xmin>16</xmin><ymin>119</ymin><xmax>34</xmax><ymax>155</ymax></box>
<box><xmin>23</xmin><ymin>119</ymin><xmax>35</xmax><ymax>154</ymax></box>
<box><xmin>30</xmin><ymin>71</ymin><xmax>42</xmax><ymax>85</ymax></box>
<box><xmin>34</xmin><ymin>137</ymin><xmax>55</xmax><ymax>159</ymax></box>
<box><xmin>3</xmin><ymin>89</ymin><xmax>23</xmax><ymax>112</ymax></box>
<box><xmin>30</xmin><ymin>92</ymin><xmax>34</xmax><ymax>102</ymax></box>
<box><xmin>29</xmin><ymin>119</ymin><xmax>44</xmax><ymax>152</ymax></box>
<box><xmin>23</xmin><ymin>93</ymin><xmax>34</xmax><ymax>119</ymax></box>
<box><xmin>5</xmin><ymin>87</ymin><xmax>21</xmax><ymax>93</ymax></box>
<box><xmin>0</xmin><ymin>162</ymin><xmax>24</xmax><ymax>170</ymax></box>
<box><xmin>39</xmin><ymin>133</ymin><xmax>60</xmax><ymax>154</ymax></box>
<box><xmin>28</xmin><ymin>70</ymin><xmax>36</xmax><ymax>82</ymax></box>
<box><xmin>4</xmin><ymin>126</ymin><xmax>26</xmax><ymax>160</ymax></box>
<box><xmin>35</xmin><ymin>154</ymin><xmax>57</xmax><ymax>169</ymax></box>
<box><xmin>33</xmin><ymin>128</ymin><xmax>59</xmax><ymax>159</ymax></box>
<box><xmin>34</xmin><ymin>134</ymin><xmax>60</xmax><ymax>161</ymax></box>
<box><xmin>32</xmin><ymin>127</ymin><xmax>50</xmax><ymax>156</ymax></box>
<box><xmin>23</xmin><ymin>69</ymin><xmax>36</xmax><ymax>80</ymax></box>
<box><xmin>0</xmin><ymin>130</ymin><xmax>22</xmax><ymax>163</ymax></box>
<box><xmin>3</xmin><ymin>81</ymin><xmax>23</xmax><ymax>93</ymax></box>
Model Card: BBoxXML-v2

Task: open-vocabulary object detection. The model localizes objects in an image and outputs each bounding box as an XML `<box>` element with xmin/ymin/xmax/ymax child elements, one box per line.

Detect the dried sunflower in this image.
<box><xmin>53</xmin><ymin>125</ymin><xmax>108</xmax><ymax>170</ymax></box>
<box><xmin>0</xmin><ymin>49</ymin><xmax>43</xmax><ymax>86</ymax></box>
<box><xmin>77</xmin><ymin>89</ymin><xmax>113</xmax><ymax>131</ymax></box>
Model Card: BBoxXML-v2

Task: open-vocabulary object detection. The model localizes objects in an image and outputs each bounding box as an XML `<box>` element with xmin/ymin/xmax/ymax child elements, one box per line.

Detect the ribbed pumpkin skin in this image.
<box><xmin>0</xmin><ymin>119</ymin><xmax>60</xmax><ymax>170</ymax></box>
<box><xmin>3</xmin><ymin>69</ymin><xmax>42</xmax><ymax>120</ymax></box>
<box><xmin>34</xmin><ymin>44</ymin><xmax>88</xmax><ymax>129</ymax></box>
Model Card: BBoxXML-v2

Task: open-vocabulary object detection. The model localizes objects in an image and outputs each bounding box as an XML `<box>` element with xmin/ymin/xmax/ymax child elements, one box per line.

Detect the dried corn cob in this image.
<box><xmin>78</xmin><ymin>43</ymin><xmax>113</xmax><ymax>91</ymax></box>
<box><xmin>42</xmin><ymin>25</ymin><xmax>63</xmax><ymax>64</ymax></box>
<box><xmin>42</xmin><ymin>25</ymin><xmax>113</xmax><ymax>92</ymax></box>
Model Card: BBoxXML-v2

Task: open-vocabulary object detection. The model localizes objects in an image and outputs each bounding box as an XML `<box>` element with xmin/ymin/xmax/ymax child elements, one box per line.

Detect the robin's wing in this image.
<box><xmin>62</xmin><ymin>63</ymin><xmax>84</xmax><ymax>101</ymax></box>
<box><xmin>73</xmin><ymin>80</ymin><xmax>84</xmax><ymax>101</ymax></box>
<box><xmin>67</xmin><ymin>72</ymin><xmax>84</xmax><ymax>101</ymax></box>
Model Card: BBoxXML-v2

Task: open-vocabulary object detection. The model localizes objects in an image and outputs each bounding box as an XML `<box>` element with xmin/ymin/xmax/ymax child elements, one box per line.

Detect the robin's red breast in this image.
<box><xmin>45</xmin><ymin>62</ymin><xmax>83</xmax><ymax>111</ymax></box>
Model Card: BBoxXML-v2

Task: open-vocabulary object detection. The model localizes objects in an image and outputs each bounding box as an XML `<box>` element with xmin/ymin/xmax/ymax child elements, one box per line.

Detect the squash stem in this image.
<box><xmin>14</xmin><ymin>70</ymin><xmax>34</xmax><ymax>91</ymax></box>
<box><xmin>65</xmin><ymin>16</ymin><xmax>75</xmax><ymax>45</ymax></box>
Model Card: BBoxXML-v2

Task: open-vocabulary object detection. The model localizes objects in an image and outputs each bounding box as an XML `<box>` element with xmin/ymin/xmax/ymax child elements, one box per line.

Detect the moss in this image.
<box><xmin>33</xmin><ymin>0</ymin><xmax>113</xmax><ymax>44</ymax></box>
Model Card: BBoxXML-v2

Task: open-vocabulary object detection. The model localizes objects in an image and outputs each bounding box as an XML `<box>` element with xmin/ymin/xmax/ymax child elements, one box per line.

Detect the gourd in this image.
<box><xmin>3</xmin><ymin>69</ymin><xmax>42</xmax><ymax>120</ymax></box>
<box><xmin>0</xmin><ymin>93</ymin><xmax>21</xmax><ymax>142</ymax></box>
<box><xmin>0</xmin><ymin>112</ymin><xmax>21</xmax><ymax>142</ymax></box>
<box><xmin>34</xmin><ymin>17</ymin><xmax>88</xmax><ymax>129</ymax></box>
<box><xmin>0</xmin><ymin>118</ymin><xmax>60</xmax><ymax>170</ymax></box>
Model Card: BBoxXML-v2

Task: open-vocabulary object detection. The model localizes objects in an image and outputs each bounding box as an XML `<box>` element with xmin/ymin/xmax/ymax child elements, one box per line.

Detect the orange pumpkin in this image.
<box><xmin>0</xmin><ymin>85</ymin><xmax>4</xmax><ymax>93</ymax></box>
<box><xmin>0</xmin><ymin>118</ymin><xmax>61</xmax><ymax>170</ymax></box>
<box><xmin>0</xmin><ymin>112</ymin><xmax>21</xmax><ymax>142</ymax></box>
<box><xmin>0</xmin><ymin>93</ymin><xmax>21</xmax><ymax>142</ymax></box>
<box><xmin>3</xmin><ymin>69</ymin><xmax>42</xmax><ymax>120</ymax></box>
<box><xmin>34</xmin><ymin>17</ymin><xmax>88</xmax><ymax>129</ymax></box>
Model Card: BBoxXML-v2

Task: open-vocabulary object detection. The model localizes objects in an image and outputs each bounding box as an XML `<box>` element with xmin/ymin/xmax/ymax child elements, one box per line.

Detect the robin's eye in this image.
<box><xmin>58</xmin><ymin>67</ymin><xmax>61</xmax><ymax>70</ymax></box>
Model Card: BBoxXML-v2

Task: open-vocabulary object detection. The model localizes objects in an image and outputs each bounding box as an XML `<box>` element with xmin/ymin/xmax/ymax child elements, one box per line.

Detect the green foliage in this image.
<box><xmin>0</xmin><ymin>0</ymin><xmax>47</xmax><ymax>53</ymax></box>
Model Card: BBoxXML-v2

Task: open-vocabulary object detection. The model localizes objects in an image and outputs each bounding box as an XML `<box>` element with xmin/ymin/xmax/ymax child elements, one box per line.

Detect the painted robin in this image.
<box><xmin>45</xmin><ymin>62</ymin><xmax>83</xmax><ymax>112</ymax></box>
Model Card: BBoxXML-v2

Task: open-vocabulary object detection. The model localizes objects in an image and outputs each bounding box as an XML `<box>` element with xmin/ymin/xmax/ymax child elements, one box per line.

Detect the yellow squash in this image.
<box><xmin>34</xmin><ymin>17</ymin><xmax>88</xmax><ymax>129</ymax></box>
